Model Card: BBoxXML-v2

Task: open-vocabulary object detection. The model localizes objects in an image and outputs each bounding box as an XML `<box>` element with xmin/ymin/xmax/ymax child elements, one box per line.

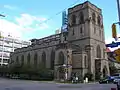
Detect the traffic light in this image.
<box><xmin>114</xmin><ymin>48</ymin><xmax>120</xmax><ymax>62</ymax></box>
<box><xmin>112</xmin><ymin>24</ymin><xmax>117</xmax><ymax>38</ymax></box>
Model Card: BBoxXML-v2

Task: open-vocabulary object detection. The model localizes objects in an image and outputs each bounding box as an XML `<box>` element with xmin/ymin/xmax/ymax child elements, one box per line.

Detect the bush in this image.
<box><xmin>0</xmin><ymin>64</ymin><xmax>54</xmax><ymax>81</ymax></box>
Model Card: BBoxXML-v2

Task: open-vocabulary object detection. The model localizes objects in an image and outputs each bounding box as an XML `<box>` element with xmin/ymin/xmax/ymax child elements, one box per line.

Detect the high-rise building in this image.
<box><xmin>0</xmin><ymin>35</ymin><xmax>31</xmax><ymax>65</ymax></box>
<box><xmin>55</xmin><ymin>29</ymin><xmax>61</xmax><ymax>34</ymax></box>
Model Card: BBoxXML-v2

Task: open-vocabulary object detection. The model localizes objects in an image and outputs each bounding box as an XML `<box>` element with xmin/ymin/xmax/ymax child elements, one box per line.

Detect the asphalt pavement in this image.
<box><xmin>0</xmin><ymin>78</ymin><xmax>117</xmax><ymax>90</ymax></box>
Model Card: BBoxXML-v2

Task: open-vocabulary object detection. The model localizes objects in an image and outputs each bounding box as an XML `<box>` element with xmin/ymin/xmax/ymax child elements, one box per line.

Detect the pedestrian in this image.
<box><xmin>76</xmin><ymin>77</ymin><xmax>78</xmax><ymax>83</ymax></box>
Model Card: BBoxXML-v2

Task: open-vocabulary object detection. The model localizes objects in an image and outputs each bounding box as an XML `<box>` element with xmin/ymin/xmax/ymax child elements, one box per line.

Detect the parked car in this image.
<box><xmin>99</xmin><ymin>76</ymin><xmax>113</xmax><ymax>84</ymax></box>
<box><xmin>113</xmin><ymin>76</ymin><xmax>120</xmax><ymax>84</ymax></box>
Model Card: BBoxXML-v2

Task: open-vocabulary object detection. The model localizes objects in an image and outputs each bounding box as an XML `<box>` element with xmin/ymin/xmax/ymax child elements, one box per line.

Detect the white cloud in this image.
<box><xmin>0</xmin><ymin>13</ymin><xmax>49</xmax><ymax>40</ymax></box>
<box><xmin>15</xmin><ymin>13</ymin><xmax>48</xmax><ymax>31</ymax></box>
<box><xmin>0</xmin><ymin>19</ymin><xmax>22</xmax><ymax>38</ymax></box>
<box><xmin>3</xmin><ymin>5</ymin><xmax>16</xmax><ymax>10</ymax></box>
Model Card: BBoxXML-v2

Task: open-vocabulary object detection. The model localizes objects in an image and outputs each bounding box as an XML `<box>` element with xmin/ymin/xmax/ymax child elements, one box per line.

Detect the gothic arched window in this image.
<box><xmin>92</xmin><ymin>13</ymin><xmax>96</xmax><ymax>23</ymax></box>
<box><xmin>16</xmin><ymin>56</ymin><xmax>19</xmax><ymax>64</ymax></box>
<box><xmin>72</xmin><ymin>28</ymin><xmax>75</xmax><ymax>35</ymax></box>
<box><xmin>21</xmin><ymin>55</ymin><xmax>24</xmax><ymax>66</ymax></box>
<box><xmin>103</xmin><ymin>49</ymin><xmax>105</xmax><ymax>58</ymax></box>
<box><xmin>84</xmin><ymin>56</ymin><xmax>87</xmax><ymax>68</ymax></box>
<box><xmin>58</xmin><ymin>51</ymin><xmax>64</xmax><ymax>65</ymax></box>
<box><xmin>72</xmin><ymin>15</ymin><xmax>76</xmax><ymax>25</ymax></box>
<box><xmin>50</xmin><ymin>50</ymin><xmax>55</xmax><ymax>70</ymax></box>
<box><xmin>80</xmin><ymin>27</ymin><xmax>83</xmax><ymax>33</ymax></box>
<box><xmin>79</xmin><ymin>12</ymin><xmax>84</xmax><ymax>24</ymax></box>
<box><xmin>97</xmin><ymin>15</ymin><xmax>101</xmax><ymax>26</ymax></box>
<box><xmin>42</xmin><ymin>51</ymin><xmax>46</xmax><ymax>68</ymax></box>
<box><xmin>34</xmin><ymin>52</ymin><xmax>38</xmax><ymax>67</ymax></box>
<box><xmin>27</xmin><ymin>53</ymin><xmax>30</xmax><ymax>66</ymax></box>
<box><xmin>96</xmin><ymin>45</ymin><xmax>101</xmax><ymax>58</ymax></box>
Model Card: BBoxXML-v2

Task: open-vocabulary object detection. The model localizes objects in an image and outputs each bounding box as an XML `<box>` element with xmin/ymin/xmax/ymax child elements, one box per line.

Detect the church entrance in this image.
<box><xmin>57</xmin><ymin>51</ymin><xmax>65</xmax><ymax>80</ymax></box>
<box><xmin>103</xmin><ymin>66</ymin><xmax>108</xmax><ymax>78</ymax></box>
<box><xmin>95</xmin><ymin>59</ymin><xmax>101</xmax><ymax>80</ymax></box>
<box><xmin>57</xmin><ymin>66</ymin><xmax>65</xmax><ymax>80</ymax></box>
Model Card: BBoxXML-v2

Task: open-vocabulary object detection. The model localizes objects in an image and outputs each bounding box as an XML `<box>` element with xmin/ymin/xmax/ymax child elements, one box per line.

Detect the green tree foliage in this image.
<box><xmin>109</xmin><ymin>66</ymin><xmax>118</xmax><ymax>75</ymax></box>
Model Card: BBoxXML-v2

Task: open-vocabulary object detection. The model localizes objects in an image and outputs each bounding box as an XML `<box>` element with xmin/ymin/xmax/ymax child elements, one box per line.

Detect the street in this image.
<box><xmin>0</xmin><ymin>78</ymin><xmax>117</xmax><ymax>90</ymax></box>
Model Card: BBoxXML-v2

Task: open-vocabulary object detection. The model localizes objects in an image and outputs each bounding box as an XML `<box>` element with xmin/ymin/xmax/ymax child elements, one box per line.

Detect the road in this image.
<box><xmin>0</xmin><ymin>78</ymin><xmax>117</xmax><ymax>90</ymax></box>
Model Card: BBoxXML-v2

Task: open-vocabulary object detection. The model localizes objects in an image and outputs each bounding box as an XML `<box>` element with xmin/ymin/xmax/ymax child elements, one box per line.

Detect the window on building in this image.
<box><xmin>92</xmin><ymin>13</ymin><xmax>96</xmax><ymax>23</ymax></box>
<box><xmin>72</xmin><ymin>29</ymin><xmax>75</xmax><ymax>35</ymax></box>
<box><xmin>72</xmin><ymin>15</ymin><xmax>76</xmax><ymax>25</ymax></box>
<box><xmin>58</xmin><ymin>51</ymin><xmax>64</xmax><ymax>65</ymax></box>
<box><xmin>79</xmin><ymin>12</ymin><xmax>84</xmax><ymax>24</ymax></box>
<box><xmin>94</xmin><ymin>26</ymin><xmax>96</xmax><ymax>34</ymax></box>
<box><xmin>64</xmin><ymin>36</ymin><xmax>67</xmax><ymax>41</ymax></box>
<box><xmin>103</xmin><ymin>49</ymin><xmax>105</xmax><ymax>58</ymax></box>
<box><xmin>14</xmin><ymin>43</ymin><xmax>21</xmax><ymax>48</ymax></box>
<box><xmin>84</xmin><ymin>56</ymin><xmax>87</xmax><ymax>68</ymax></box>
<box><xmin>99</xmin><ymin>30</ymin><xmax>101</xmax><ymax>37</ymax></box>
<box><xmin>27</xmin><ymin>53</ymin><xmax>30</xmax><ymax>67</ymax></box>
<box><xmin>50</xmin><ymin>50</ymin><xmax>55</xmax><ymax>70</ymax></box>
<box><xmin>34</xmin><ymin>53</ymin><xmax>38</xmax><ymax>67</ymax></box>
<box><xmin>21</xmin><ymin>55</ymin><xmax>24</xmax><ymax>66</ymax></box>
<box><xmin>16</xmin><ymin>56</ymin><xmax>19</xmax><ymax>64</ymax></box>
<box><xmin>96</xmin><ymin>45</ymin><xmax>101</xmax><ymax>58</ymax></box>
<box><xmin>42</xmin><ymin>51</ymin><xmax>46</xmax><ymax>68</ymax></box>
<box><xmin>80</xmin><ymin>27</ymin><xmax>83</xmax><ymax>33</ymax></box>
<box><xmin>97</xmin><ymin>15</ymin><xmax>101</xmax><ymax>26</ymax></box>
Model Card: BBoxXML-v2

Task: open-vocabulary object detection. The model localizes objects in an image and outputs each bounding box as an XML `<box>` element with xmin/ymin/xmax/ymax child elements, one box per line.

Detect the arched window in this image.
<box><xmin>42</xmin><ymin>51</ymin><xmax>46</xmax><ymax>68</ymax></box>
<box><xmin>16</xmin><ymin>56</ymin><xmax>19</xmax><ymax>64</ymax></box>
<box><xmin>27</xmin><ymin>53</ymin><xmax>30</xmax><ymax>66</ymax></box>
<box><xmin>50</xmin><ymin>50</ymin><xmax>55</xmax><ymax>70</ymax></box>
<box><xmin>96</xmin><ymin>45</ymin><xmax>101</xmax><ymax>58</ymax></box>
<box><xmin>94</xmin><ymin>26</ymin><xmax>96</xmax><ymax>34</ymax></box>
<box><xmin>99</xmin><ymin>30</ymin><xmax>101</xmax><ymax>37</ymax></box>
<box><xmin>97</xmin><ymin>15</ymin><xmax>101</xmax><ymax>26</ymax></box>
<box><xmin>79</xmin><ymin>12</ymin><xmax>84</xmax><ymax>24</ymax></box>
<box><xmin>84</xmin><ymin>56</ymin><xmax>87</xmax><ymax>68</ymax></box>
<box><xmin>80</xmin><ymin>27</ymin><xmax>83</xmax><ymax>33</ymax></box>
<box><xmin>58</xmin><ymin>51</ymin><xmax>64</xmax><ymax>65</ymax></box>
<box><xmin>92</xmin><ymin>13</ymin><xmax>96</xmax><ymax>23</ymax></box>
<box><xmin>34</xmin><ymin>52</ymin><xmax>38</xmax><ymax>67</ymax></box>
<box><xmin>103</xmin><ymin>49</ymin><xmax>105</xmax><ymax>58</ymax></box>
<box><xmin>72</xmin><ymin>28</ymin><xmax>75</xmax><ymax>35</ymax></box>
<box><xmin>72</xmin><ymin>15</ymin><xmax>76</xmax><ymax>25</ymax></box>
<box><xmin>103</xmin><ymin>66</ymin><xmax>108</xmax><ymax>78</ymax></box>
<box><xmin>21</xmin><ymin>55</ymin><xmax>24</xmax><ymax>66</ymax></box>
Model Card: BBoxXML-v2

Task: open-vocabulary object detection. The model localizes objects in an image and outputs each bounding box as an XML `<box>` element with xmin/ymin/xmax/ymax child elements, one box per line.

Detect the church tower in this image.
<box><xmin>68</xmin><ymin>1</ymin><xmax>109</xmax><ymax>79</ymax></box>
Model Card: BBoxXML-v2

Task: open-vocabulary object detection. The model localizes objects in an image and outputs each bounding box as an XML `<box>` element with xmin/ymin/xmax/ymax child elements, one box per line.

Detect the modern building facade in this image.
<box><xmin>10</xmin><ymin>1</ymin><xmax>110</xmax><ymax>80</ymax></box>
<box><xmin>0</xmin><ymin>35</ymin><xmax>31</xmax><ymax>65</ymax></box>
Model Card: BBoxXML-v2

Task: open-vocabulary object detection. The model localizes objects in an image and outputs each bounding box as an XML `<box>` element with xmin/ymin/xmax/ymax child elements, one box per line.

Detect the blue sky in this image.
<box><xmin>0</xmin><ymin>0</ymin><xmax>118</xmax><ymax>44</ymax></box>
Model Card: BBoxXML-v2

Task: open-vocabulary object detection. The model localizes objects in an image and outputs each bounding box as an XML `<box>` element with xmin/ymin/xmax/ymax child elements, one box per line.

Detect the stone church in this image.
<box><xmin>10</xmin><ymin>1</ymin><xmax>109</xmax><ymax>80</ymax></box>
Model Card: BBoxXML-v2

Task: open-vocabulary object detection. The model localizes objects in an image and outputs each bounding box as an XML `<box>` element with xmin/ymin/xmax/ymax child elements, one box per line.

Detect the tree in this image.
<box><xmin>109</xmin><ymin>66</ymin><xmax>118</xmax><ymax>75</ymax></box>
